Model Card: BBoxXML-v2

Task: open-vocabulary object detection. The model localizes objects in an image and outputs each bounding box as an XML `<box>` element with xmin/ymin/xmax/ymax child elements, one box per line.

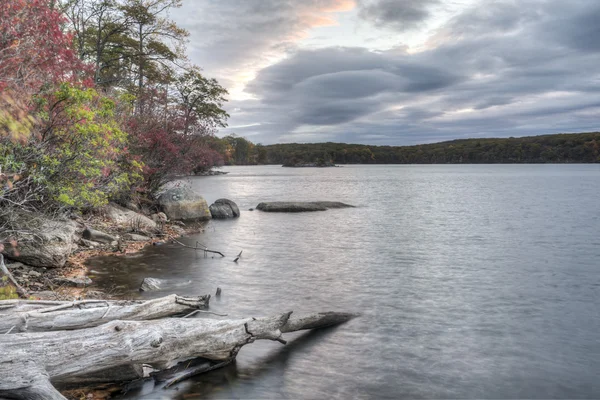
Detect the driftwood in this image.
<box><xmin>0</xmin><ymin>293</ymin><xmax>354</xmax><ymax>400</ymax></box>
<box><xmin>171</xmin><ymin>238</ymin><xmax>225</xmax><ymax>257</ymax></box>
<box><xmin>0</xmin><ymin>294</ymin><xmax>210</xmax><ymax>333</ymax></box>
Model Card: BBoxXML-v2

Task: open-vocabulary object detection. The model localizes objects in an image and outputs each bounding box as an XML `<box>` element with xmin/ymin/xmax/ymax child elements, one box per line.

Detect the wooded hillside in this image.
<box><xmin>260</xmin><ymin>132</ymin><xmax>600</xmax><ymax>165</ymax></box>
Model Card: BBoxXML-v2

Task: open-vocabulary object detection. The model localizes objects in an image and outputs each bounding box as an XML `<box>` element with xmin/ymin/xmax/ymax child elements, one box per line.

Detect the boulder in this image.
<box><xmin>140</xmin><ymin>277</ymin><xmax>163</xmax><ymax>292</ymax></box>
<box><xmin>157</xmin><ymin>187</ymin><xmax>211</xmax><ymax>221</ymax></box>
<box><xmin>82</xmin><ymin>227</ymin><xmax>116</xmax><ymax>245</ymax></box>
<box><xmin>2</xmin><ymin>216</ymin><xmax>78</xmax><ymax>268</ymax></box>
<box><xmin>255</xmin><ymin>201</ymin><xmax>355</xmax><ymax>212</ymax></box>
<box><xmin>105</xmin><ymin>203</ymin><xmax>157</xmax><ymax>231</ymax></box>
<box><xmin>209</xmin><ymin>198</ymin><xmax>240</xmax><ymax>219</ymax></box>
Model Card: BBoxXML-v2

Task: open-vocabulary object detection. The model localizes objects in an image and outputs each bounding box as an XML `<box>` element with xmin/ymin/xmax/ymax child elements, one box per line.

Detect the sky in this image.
<box><xmin>171</xmin><ymin>0</ymin><xmax>600</xmax><ymax>145</ymax></box>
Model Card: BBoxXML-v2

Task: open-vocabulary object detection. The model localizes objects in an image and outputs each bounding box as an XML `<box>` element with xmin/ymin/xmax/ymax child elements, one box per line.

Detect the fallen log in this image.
<box><xmin>0</xmin><ymin>310</ymin><xmax>354</xmax><ymax>400</ymax></box>
<box><xmin>0</xmin><ymin>294</ymin><xmax>210</xmax><ymax>333</ymax></box>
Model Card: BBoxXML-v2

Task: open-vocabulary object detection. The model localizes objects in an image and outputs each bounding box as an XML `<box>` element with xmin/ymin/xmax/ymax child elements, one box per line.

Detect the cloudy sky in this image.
<box><xmin>171</xmin><ymin>0</ymin><xmax>600</xmax><ymax>145</ymax></box>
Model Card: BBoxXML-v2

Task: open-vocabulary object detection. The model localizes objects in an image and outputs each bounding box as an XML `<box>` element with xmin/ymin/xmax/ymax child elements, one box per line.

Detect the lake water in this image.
<box><xmin>88</xmin><ymin>165</ymin><xmax>600</xmax><ymax>399</ymax></box>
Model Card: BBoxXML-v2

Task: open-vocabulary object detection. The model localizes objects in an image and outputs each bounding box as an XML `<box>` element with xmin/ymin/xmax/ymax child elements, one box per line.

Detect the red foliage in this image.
<box><xmin>0</xmin><ymin>0</ymin><xmax>92</xmax><ymax>92</ymax></box>
<box><xmin>125</xmin><ymin>89</ymin><xmax>223</xmax><ymax>194</ymax></box>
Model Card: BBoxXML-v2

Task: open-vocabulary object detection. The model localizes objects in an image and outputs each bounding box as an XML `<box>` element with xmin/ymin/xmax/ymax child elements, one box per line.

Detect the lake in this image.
<box><xmin>88</xmin><ymin>164</ymin><xmax>600</xmax><ymax>399</ymax></box>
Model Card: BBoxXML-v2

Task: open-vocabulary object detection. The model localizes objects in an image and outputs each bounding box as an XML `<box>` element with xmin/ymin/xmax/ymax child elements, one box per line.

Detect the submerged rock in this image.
<box><xmin>209</xmin><ymin>198</ymin><xmax>240</xmax><ymax>219</ymax></box>
<box><xmin>157</xmin><ymin>187</ymin><xmax>211</xmax><ymax>221</ymax></box>
<box><xmin>255</xmin><ymin>201</ymin><xmax>355</xmax><ymax>212</ymax></box>
<box><xmin>140</xmin><ymin>277</ymin><xmax>164</xmax><ymax>292</ymax></box>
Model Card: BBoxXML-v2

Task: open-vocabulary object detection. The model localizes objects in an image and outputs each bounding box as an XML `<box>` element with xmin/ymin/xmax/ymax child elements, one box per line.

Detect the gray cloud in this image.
<box><xmin>357</xmin><ymin>0</ymin><xmax>440</xmax><ymax>31</ymax></box>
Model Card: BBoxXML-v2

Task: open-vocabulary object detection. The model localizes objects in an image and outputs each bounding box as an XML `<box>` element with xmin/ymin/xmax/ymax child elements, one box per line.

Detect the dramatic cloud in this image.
<box><xmin>173</xmin><ymin>0</ymin><xmax>600</xmax><ymax>145</ymax></box>
<box><xmin>170</xmin><ymin>0</ymin><xmax>354</xmax><ymax>96</ymax></box>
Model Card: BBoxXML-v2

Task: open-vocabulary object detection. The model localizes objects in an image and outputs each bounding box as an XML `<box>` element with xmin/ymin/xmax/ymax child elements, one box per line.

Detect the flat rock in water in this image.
<box><xmin>140</xmin><ymin>277</ymin><xmax>164</xmax><ymax>291</ymax></box>
<box><xmin>255</xmin><ymin>201</ymin><xmax>355</xmax><ymax>212</ymax></box>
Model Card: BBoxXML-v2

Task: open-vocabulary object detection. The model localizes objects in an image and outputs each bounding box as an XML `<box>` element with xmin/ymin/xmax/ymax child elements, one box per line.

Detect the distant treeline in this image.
<box><xmin>220</xmin><ymin>132</ymin><xmax>600</xmax><ymax>165</ymax></box>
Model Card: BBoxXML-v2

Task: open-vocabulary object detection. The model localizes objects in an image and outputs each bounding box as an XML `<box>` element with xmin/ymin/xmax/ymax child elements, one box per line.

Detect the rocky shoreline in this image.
<box><xmin>0</xmin><ymin>186</ymin><xmax>240</xmax><ymax>301</ymax></box>
<box><xmin>1</xmin><ymin>184</ymin><xmax>354</xmax><ymax>301</ymax></box>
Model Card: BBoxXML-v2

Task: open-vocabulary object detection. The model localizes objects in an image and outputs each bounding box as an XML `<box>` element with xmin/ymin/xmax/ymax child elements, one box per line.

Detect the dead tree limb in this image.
<box><xmin>0</xmin><ymin>254</ymin><xmax>28</xmax><ymax>298</ymax></box>
<box><xmin>170</xmin><ymin>238</ymin><xmax>225</xmax><ymax>257</ymax></box>
<box><xmin>0</xmin><ymin>294</ymin><xmax>210</xmax><ymax>333</ymax></box>
<box><xmin>0</xmin><ymin>310</ymin><xmax>354</xmax><ymax>399</ymax></box>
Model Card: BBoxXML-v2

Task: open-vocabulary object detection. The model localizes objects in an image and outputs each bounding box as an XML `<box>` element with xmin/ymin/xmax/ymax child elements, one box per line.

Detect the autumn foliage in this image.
<box><xmin>0</xmin><ymin>0</ymin><xmax>90</xmax><ymax>91</ymax></box>
<box><xmin>0</xmin><ymin>0</ymin><xmax>230</xmax><ymax>219</ymax></box>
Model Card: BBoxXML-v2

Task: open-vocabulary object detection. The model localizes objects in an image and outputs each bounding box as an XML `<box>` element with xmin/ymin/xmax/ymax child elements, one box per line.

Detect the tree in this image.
<box><xmin>125</xmin><ymin>87</ymin><xmax>222</xmax><ymax>195</ymax></box>
<box><xmin>119</xmin><ymin>0</ymin><xmax>188</xmax><ymax>111</ymax></box>
<box><xmin>0</xmin><ymin>0</ymin><xmax>90</xmax><ymax>91</ymax></box>
<box><xmin>61</xmin><ymin>0</ymin><xmax>133</xmax><ymax>87</ymax></box>
<box><xmin>174</xmin><ymin>67</ymin><xmax>229</xmax><ymax>135</ymax></box>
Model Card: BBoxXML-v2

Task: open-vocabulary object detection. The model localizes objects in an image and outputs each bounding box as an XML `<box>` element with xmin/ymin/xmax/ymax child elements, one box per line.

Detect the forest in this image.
<box><xmin>218</xmin><ymin>132</ymin><xmax>600</xmax><ymax>166</ymax></box>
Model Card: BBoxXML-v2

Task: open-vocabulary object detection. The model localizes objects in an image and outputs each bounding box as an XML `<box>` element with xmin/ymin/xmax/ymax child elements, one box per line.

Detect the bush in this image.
<box><xmin>0</xmin><ymin>84</ymin><xmax>141</xmax><ymax>210</ymax></box>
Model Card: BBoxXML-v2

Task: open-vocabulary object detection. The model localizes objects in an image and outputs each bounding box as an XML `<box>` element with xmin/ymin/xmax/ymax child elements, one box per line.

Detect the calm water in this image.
<box><xmin>88</xmin><ymin>165</ymin><xmax>600</xmax><ymax>399</ymax></box>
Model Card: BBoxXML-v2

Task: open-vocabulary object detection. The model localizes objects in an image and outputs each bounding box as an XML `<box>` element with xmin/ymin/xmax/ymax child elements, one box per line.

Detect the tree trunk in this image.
<box><xmin>0</xmin><ymin>294</ymin><xmax>210</xmax><ymax>333</ymax></box>
<box><xmin>0</xmin><ymin>300</ymin><xmax>354</xmax><ymax>399</ymax></box>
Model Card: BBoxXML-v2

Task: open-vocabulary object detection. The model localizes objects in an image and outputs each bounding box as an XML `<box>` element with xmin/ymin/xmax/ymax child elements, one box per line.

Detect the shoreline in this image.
<box><xmin>3</xmin><ymin>212</ymin><xmax>208</xmax><ymax>301</ymax></box>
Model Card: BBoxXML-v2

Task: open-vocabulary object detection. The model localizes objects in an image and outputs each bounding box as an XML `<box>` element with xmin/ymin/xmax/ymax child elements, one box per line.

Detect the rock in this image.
<box><xmin>150</xmin><ymin>212</ymin><xmax>168</xmax><ymax>223</ymax></box>
<box><xmin>6</xmin><ymin>262</ymin><xmax>25</xmax><ymax>270</ymax></box>
<box><xmin>157</xmin><ymin>187</ymin><xmax>211</xmax><ymax>221</ymax></box>
<box><xmin>33</xmin><ymin>291</ymin><xmax>62</xmax><ymax>299</ymax></box>
<box><xmin>255</xmin><ymin>201</ymin><xmax>355</xmax><ymax>212</ymax></box>
<box><xmin>2</xmin><ymin>216</ymin><xmax>78</xmax><ymax>268</ymax></box>
<box><xmin>82</xmin><ymin>227</ymin><xmax>117</xmax><ymax>244</ymax></box>
<box><xmin>125</xmin><ymin>201</ymin><xmax>140</xmax><ymax>212</ymax></box>
<box><xmin>104</xmin><ymin>203</ymin><xmax>157</xmax><ymax>231</ymax></box>
<box><xmin>282</xmin><ymin>161</ymin><xmax>336</xmax><ymax>168</ymax></box>
<box><xmin>79</xmin><ymin>238</ymin><xmax>101</xmax><ymax>248</ymax></box>
<box><xmin>171</xmin><ymin>226</ymin><xmax>186</xmax><ymax>235</ymax></box>
<box><xmin>123</xmin><ymin>233</ymin><xmax>151</xmax><ymax>242</ymax></box>
<box><xmin>140</xmin><ymin>277</ymin><xmax>163</xmax><ymax>292</ymax></box>
<box><xmin>55</xmin><ymin>276</ymin><xmax>93</xmax><ymax>287</ymax></box>
<box><xmin>194</xmin><ymin>169</ymin><xmax>229</xmax><ymax>176</ymax></box>
<box><xmin>209</xmin><ymin>198</ymin><xmax>240</xmax><ymax>219</ymax></box>
<box><xmin>27</xmin><ymin>270</ymin><xmax>42</xmax><ymax>278</ymax></box>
